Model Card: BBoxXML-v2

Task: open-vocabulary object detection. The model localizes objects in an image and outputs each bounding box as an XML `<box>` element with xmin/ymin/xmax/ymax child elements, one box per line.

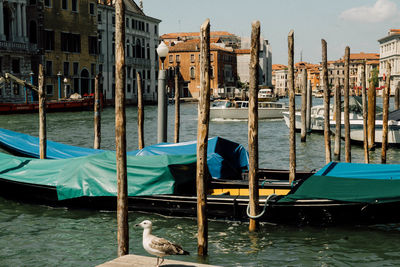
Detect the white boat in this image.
<box><xmin>258</xmin><ymin>88</ymin><xmax>277</xmax><ymax>102</ymax></box>
<box><xmin>283</xmin><ymin>96</ymin><xmax>367</xmax><ymax>132</ymax></box>
<box><xmin>210</xmin><ymin>100</ymin><xmax>287</xmax><ymax>120</ymax></box>
<box><xmin>330</xmin><ymin>109</ymin><xmax>400</xmax><ymax>144</ymax></box>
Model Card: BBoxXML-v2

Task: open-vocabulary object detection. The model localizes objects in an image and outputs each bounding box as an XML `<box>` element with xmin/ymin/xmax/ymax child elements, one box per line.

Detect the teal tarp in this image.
<box><xmin>0</xmin><ymin>152</ymin><xmax>197</xmax><ymax>200</ymax></box>
<box><xmin>280</xmin><ymin>162</ymin><xmax>400</xmax><ymax>204</ymax></box>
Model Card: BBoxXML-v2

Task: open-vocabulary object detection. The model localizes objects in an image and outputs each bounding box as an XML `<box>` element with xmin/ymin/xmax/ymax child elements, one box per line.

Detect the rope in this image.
<box><xmin>246</xmin><ymin>193</ymin><xmax>277</xmax><ymax>220</ymax></box>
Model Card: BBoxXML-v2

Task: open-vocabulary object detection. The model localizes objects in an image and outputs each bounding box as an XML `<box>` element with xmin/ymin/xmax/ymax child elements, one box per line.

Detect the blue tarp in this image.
<box><xmin>0</xmin><ymin>128</ymin><xmax>249</xmax><ymax>179</ymax></box>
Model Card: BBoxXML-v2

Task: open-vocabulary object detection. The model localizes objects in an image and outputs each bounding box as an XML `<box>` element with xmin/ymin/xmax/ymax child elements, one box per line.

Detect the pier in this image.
<box><xmin>97</xmin><ymin>255</ymin><xmax>221</xmax><ymax>267</ymax></box>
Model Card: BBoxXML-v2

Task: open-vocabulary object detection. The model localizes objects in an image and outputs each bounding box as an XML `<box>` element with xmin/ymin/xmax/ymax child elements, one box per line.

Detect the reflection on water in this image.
<box><xmin>1</xmin><ymin>97</ymin><xmax>400</xmax><ymax>266</ymax></box>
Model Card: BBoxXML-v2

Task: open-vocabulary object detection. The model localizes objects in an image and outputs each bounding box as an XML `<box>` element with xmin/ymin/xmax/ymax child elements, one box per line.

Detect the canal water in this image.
<box><xmin>1</xmin><ymin>97</ymin><xmax>400</xmax><ymax>266</ymax></box>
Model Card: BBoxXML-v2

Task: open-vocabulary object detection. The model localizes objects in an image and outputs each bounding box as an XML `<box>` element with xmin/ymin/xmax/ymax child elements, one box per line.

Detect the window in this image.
<box><xmin>62</xmin><ymin>0</ymin><xmax>67</xmax><ymax>9</ymax></box>
<box><xmin>0</xmin><ymin>57</ymin><xmax>2</xmax><ymax>73</ymax></box>
<box><xmin>44</xmin><ymin>0</ymin><xmax>51</xmax><ymax>7</ymax></box>
<box><xmin>154</xmin><ymin>25</ymin><xmax>158</xmax><ymax>35</ymax></box>
<box><xmin>191</xmin><ymin>54</ymin><xmax>195</xmax><ymax>63</ymax></box>
<box><xmin>88</xmin><ymin>36</ymin><xmax>98</xmax><ymax>54</ymax></box>
<box><xmin>89</xmin><ymin>3</ymin><xmax>95</xmax><ymax>15</ymax></box>
<box><xmin>99</xmin><ymin>64</ymin><xmax>103</xmax><ymax>73</ymax></box>
<box><xmin>13</xmin><ymin>83</ymin><xmax>20</xmax><ymax>95</ymax></box>
<box><xmin>98</xmin><ymin>12</ymin><xmax>102</xmax><ymax>23</ymax></box>
<box><xmin>127</xmin><ymin>84</ymin><xmax>131</xmax><ymax>93</ymax></box>
<box><xmin>169</xmin><ymin>55</ymin><xmax>173</xmax><ymax>63</ymax></box>
<box><xmin>44</xmin><ymin>30</ymin><xmax>54</xmax><ymax>50</ymax></box>
<box><xmin>91</xmin><ymin>64</ymin><xmax>96</xmax><ymax>76</ymax></box>
<box><xmin>46</xmin><ymin>85</ymin><xmax>54</xmax><ymax>95</ymax></box>
<box><xmin>73</xmin><ymin>62</ymin><xmax>79</xmax><ymax>75</ymax></box>
<box><xmin>29</xmin><ymin>0</ymin><xmax>36</xmax><ymax>5</ymax></box>
<box><xmin>46</xmin><ymin>61</ymin><xmax>52</xmax><ymax>76</ymax></box>
<box><xmin>72</xmin><ymin>0</ymin><xmax>77</xmax><ymax>12</ymax></box>
<box><xmin>126</xmin><ymin>18</ymin><xmax>129</xmax><ymax>28</ymax></box>
<box><xmin>190</xmin><ymin>67</ymin><xmax>195</xmax><ymax>79</ymax></box>
<box><xmin>64</xmin><ymin>62</ymin><xmax>69</xmax><ymax>76</ymax></box>
<box><xmin>112</xmin><ymin>16</ymin><xmax>115</xmax><ymax>25</ymax></box>
<box><xmin>61</xmin><ymin>33</ymin><xmax>81</xmax><ymax>53</ymax></box>
<box><xmin>210</xmin><ymin>54</ymin><xmax>214</xmax><ymax>62</ymax></box>
<box><xmin>132</xmin><ymin>19</ymin><xmax>135</xmax><ymax>29</ymax></box>
<box><xmin>146</xmin><ymin>23</ymin><xmax>149</xmax><ymax>32</ymax></box>
<box><xmin>176</xmin><ymin>55</ymin><xmax>180</xmax><ymax>63</ymax></box>
<box><xmin>147</xmin><ymin>70</ymin><xmax>150</xmax><ymax>80</ymax></box>
<box><xmin>127</xmin><ymin>66</ymin><xmax>131</xmax><ymax>78</ymax></box>
<box><xmin>12</xmin><ymin>59</ymin><xmax>20</xmax><ymax>73</ymax></box>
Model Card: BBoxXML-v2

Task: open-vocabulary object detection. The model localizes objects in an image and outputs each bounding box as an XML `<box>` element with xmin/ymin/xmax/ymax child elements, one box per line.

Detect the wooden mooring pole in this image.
<box><xmin>368</xmin><ymin>76</ymin><xmax>376</xmax><ymax>151</ymax></box>
<box><xmin>334</xmin><ymin>77</ymin><xmax>341</xmax><ymax>161</ymax></box>
<box><xmin>381</xmin><ymin>63</ymin><xmax>391</xmax><ymax>163</ymax></box>
<box><xmin>94</xmin><ymin>73</ymin><xmax>101</xmax><ymax>149</ymax></box>
<box><xmin>344</xmin><ymin>46</ymin><xmax>351</xmax><ymax>162</ymax></box>
<box><xmin>115</xmin><ymin>0</ymin><xmax>128</xmax><ymax>257</ymax></box>
<box><xmin>174</xmin><ymin>72</ymin><xmax>180</xmax><ymax>143</ymax></box>
<box><xmin>361</xmin><ymin>63</ymin><xmax>369</xmax><ymax>163</ymax></box>
<box><xmin>300</xmin><ymin>69</ymin><xmax>307</xmax><ymax>142</ymax></box>
<box><xmin>322</xmin><ymin>39</ymin><xmax>331</xmax><ymax>163</ymax></box>
<box><xmin>306</xmin><ymin>79</ymin><xmax>312</xmax><ymax>132</ymax></box>
<box><xmin>196</xmin><ymin>18</ymin><xmax>210</xmax><ymax>256</ymax></box>
<box><xmin>288</xmin><ymin>30</ymin><xmax>295</xmax><ymax>184</ymax></box>
<box><xmin>38</xmin><ymin>64</ymin><xmax>46</xmax><ymax>159</ymax></box>
<box><xmin>248</xmin><ymin>21</ymin><xmax>260</xmax><ymax>232</ymax></box>
<box><xmin>137</xmin><ymin>72</ymin><xmax>144</xmax><ymax>149</ymax></box>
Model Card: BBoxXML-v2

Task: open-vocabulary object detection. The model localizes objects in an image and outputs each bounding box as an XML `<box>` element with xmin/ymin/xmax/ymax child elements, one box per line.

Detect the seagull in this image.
<box><xmin>136</xmin><ymin>220</ymin><xmax>190</xmax><ymax>267</ymax></box>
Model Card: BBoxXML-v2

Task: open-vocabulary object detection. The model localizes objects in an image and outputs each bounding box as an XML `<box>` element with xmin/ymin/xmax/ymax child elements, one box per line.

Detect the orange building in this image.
<box><xmin>163</xmin><ymin>40</ymin><xmax>238</xmax><ymax>98</ymax></box>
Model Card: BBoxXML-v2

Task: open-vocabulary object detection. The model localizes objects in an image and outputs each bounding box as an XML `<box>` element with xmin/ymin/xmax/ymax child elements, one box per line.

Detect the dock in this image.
<box><xmin>97</xmin><ymin>254</ymin><xmax>221</xmax><ymax>267</ymax></box>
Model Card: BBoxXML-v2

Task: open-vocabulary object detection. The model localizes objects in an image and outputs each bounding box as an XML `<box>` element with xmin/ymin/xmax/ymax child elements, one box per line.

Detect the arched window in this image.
<box><xmin>190</xmin><ymin>67</ymin><xmax>195</xmax><ymax>79</ymax></box>
<box><xmin>136</xmin><ymin>39</ymin><xmax>141</xmax><ymax>58</ymax></box>
<box><xmin>29</xmin><ymin>21</ymin><xmax>37</xmax><ymax>44</ymax></box>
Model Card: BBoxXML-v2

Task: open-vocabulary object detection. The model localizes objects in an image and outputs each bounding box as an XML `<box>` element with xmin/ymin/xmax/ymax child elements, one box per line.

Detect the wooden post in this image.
<box><xmin>300</xmin><ymin>69</ymin><xmax>307</xmax><ymax>142</ymax></box>
<box><xmin>368</xmin><ymin>76</ymin><xmax>376</xmax><ymax>150</ymax></box>
<box><xmin>344</xmin><ymin>46</ymin><xmax>351</xmax><ymax>162</ymax></box>
<box><xmin>381</xmin><ymin>63</ymin><xmax>391</xmax><ymax>163</ymax></box>
<box><xmin>395</xmin><ymin>82</ymin><xmax>400</xmax><ymax>110</ymax></box>
<box><xmin>288</xmin><ymin>30</ymin><xmax>295</xmax><ymax>184</ymax></box>
<box><xmin>361</xmin><ymin>63</ymin><xmax>369</xmax><ymax>163</ymax></box>
<box><xmin>137</xmin><ymin>72</ymin><xmax>144</xmax><ymax>149</ymax></box>
<box><xmin>306</xmin><ymin>79</ymin><xmax>312</xmax><ymax>131</ymax></box>
<box><xmin>38</xmin><ymin>64</ymin><xmax>46</xmax><ymax>159</ymax></box>
<box><xmin>174</xmin><ymin>72</ymin><xmax>180</xmax><ymax>143</ymax></box>
<box><xmin>196</xmin><ymin>19</ymin><xmax>210</xmax><ymax>256</ymax></box>
<box><xmin>322</xmin><ymin>39</ymin><xmax>331</xmax><ymax>163</ymax></box>
<box><xmin>115</xmin><ymin>0</ymin><xmax>128</xmax><ymax>257</ymax></box>
<box><xmin>334</xmin><ymin>78</ymin><xmax>341</xmax><ymax>161</ymax></box>
<box><xmin>248</xmin><ymin>21</ymin><xmax>260</xmax><ymax>232</ymax></box>
<box><xmin>94</xmin><ymin>74</ymin><xmax>101</xmax><ymax>149</ymax></box>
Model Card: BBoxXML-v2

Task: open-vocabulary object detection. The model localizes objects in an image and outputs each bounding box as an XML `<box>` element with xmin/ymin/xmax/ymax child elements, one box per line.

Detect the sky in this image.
<box><xmin>142</xmin><ymin>0</ymin><xmax>400</xmax><ymax>65</ymax></box>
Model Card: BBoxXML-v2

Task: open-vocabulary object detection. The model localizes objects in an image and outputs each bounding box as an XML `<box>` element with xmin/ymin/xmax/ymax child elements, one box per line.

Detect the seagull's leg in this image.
<box><xmin>159</xmin><ymin>257</ymin><xmax>164</xmax><ymax>266</ymax></box>
<box><xmin>156</xmin><ymin>257</ymin><xmax>159</xmax><ymax>267</ymax></box>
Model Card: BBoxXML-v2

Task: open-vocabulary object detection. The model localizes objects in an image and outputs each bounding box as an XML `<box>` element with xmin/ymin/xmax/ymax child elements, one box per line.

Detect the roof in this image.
<box><xmin>168</xmin><ymin>41</ymin><xmax>233</xmax><ymax>53</ymax></box>
<box><xmin>161</xmin><ymin>31</ymin><xmax>236</xmax><ymax>39</ymax></box>
<box><xmin>272</xmin><ymin>64</ymin><xmax>287</xmax><ymax>70</ymax></box>
<box><xmin>97</xmin><ymin>0</ymin><xmax>145</xmax><ymax>16</ymax></box>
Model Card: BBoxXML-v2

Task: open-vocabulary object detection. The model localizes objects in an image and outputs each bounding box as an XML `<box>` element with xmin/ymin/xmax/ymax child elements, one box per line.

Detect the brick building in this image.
<box><xmin>163</xmin><ymin>39</ymin><xmax>237</xmax><ymax>99</ymax></box>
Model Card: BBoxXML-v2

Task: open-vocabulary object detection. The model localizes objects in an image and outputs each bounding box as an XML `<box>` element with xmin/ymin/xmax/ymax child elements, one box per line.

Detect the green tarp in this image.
<box><xmin>0</xmin><ymin>152</ymin><xmax>197</xmax><ymax>200</ymax></box>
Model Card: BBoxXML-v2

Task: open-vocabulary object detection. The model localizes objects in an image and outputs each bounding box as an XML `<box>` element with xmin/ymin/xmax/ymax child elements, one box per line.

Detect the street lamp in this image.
<box><xmin>57</xmin><ymin>71</ymin><xmax>62</xmax><ymax>100</ymax></box>
<box><xmin>63</xmin><ymin>77</ymin><xmax>68</xmax><ymax>99</ymax></box>
<box><xmin>156</xmin><ymin>41</ymin><xmax>169</xmax><ymax>143</ymax></box>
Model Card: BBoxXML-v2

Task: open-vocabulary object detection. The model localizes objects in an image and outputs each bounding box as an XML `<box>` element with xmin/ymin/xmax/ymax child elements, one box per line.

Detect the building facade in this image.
<box><xmin>163</xmin><ymin>40</ymin><xmax>237</xmax><ymax>99</ymax></box>
<box><xmin>378</xmin><ymin>29</ymin><xmax>400</xmax><ymax>91</ymax></box>
<box><xmin>0</xmin><ymin>0</ymin><xmax>40</xmax><ymax>102</ymax></box>
<box><xmin>98</xmin><ymin>0</ymin><xmax>160</xmax><ymax>103</ymax></box>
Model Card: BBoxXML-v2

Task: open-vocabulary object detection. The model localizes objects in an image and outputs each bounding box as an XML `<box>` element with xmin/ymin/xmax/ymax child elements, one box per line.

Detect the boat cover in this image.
<box><xmin>0</xmin><ymin>152</ymin><xmax>197</xmax><ymax>200</ymax></box>
<box><xmin>0</xmin><ymin>128</ymin><xmax>248</xmax><ymax>179</ymax></box>
<box><xmin>280</xmin><ymin>162</ymin><xmax>400</xmax><ymax>203</ymax></box>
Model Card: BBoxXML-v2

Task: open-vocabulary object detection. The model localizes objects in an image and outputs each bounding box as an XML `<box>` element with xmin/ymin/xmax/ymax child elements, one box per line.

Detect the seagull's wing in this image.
<box><xmin>149</xmin><ymin>236</ymin><xmax>188</xmax><ymax>255</ymax></box>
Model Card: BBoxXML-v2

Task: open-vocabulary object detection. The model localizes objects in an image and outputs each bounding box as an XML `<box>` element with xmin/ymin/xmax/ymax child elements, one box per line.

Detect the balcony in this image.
<box><xmin>0</xmin><ymin>41</ymin><xmax>37</xmax><ymax>53</ymax></box>
<box><xmin>126</xmin><ymin>57</ymin><xmax>151</xmax><ymax>68</ymax></box>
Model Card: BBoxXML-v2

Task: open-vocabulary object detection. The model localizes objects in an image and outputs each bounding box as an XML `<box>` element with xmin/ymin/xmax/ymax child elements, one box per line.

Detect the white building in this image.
<box><xmin>97</xmin><ymin>0</ymin><xmax>160</xmax><ymax>103</ymax></box>
<box><xmin>378</xmin><ymin>29</ymin><xmax>400</xmax><ymax>90</ymax></box>
<box><xmin>236</xmin><ymin>37</ymin><xmax>272</xmax><ymax>87</ymax></box>
<box><xmin>275</xmin><ymin>69</ymin><xmax>288</xmax><ymax>96</ymax></box>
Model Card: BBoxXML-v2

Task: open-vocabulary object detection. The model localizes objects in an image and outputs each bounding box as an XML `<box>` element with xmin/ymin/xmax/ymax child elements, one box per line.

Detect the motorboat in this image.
<box><xmin>210</xmin><ymin>100</ymin><xmax>287</xmax><ymax>120</ymax></box>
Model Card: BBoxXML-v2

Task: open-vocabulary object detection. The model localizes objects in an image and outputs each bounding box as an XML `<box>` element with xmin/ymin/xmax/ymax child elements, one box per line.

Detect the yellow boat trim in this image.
<box><xmin>210</xmin><ymin>188</ymin><xmax>290</xmax><ymax>196</ymax></box>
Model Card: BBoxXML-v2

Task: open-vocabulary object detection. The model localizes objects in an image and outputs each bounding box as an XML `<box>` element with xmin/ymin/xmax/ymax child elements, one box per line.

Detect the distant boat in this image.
<box><xmin>258</xmin><ymin>88</ymin><xmax>278</xmax><ymax>102</ymax></box>
<box><xmin>210</xmin><ymin>100</ymin><xmax>287</xmax><ymax>120</ymax></box>
<box><xmin>331</xmin><ymin>109</ymin><xmax>400</xmax><ymax>145</ymax></box>
<box><xmin>283</xmin><ymin>96</ymin><xmax>372</xmax><ymax>132</ymax></box>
